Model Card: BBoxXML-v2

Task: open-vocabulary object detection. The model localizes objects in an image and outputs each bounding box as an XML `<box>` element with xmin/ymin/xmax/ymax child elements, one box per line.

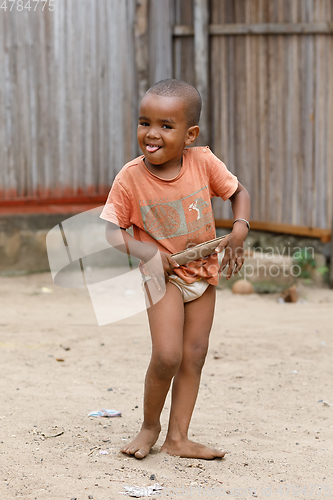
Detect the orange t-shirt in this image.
<box><xmin>100</xmin><ymin>146</ymin><xmax>238</xmax><ymax>285</ymax></box>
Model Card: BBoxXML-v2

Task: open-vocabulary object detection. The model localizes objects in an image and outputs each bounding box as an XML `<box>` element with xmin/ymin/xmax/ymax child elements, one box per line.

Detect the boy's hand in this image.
<box><xmin>141</xmin><ymin>252</ymin><xmax>180</xmax><ymax>290</ymax></box>
<box><xmin>215</xmin><ymin>233</ymin><xmax>245</xmax><ymax>280</ymax></box>
<box><xmin>161</xmin><ymin>253</ymin><xmax>180</xmax><ymax>281</ymax></box>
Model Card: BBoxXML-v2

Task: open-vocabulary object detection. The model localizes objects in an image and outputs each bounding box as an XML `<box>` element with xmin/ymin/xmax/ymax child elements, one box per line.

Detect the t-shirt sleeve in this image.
<box><xmin>206</xmin><ymin>149</ymin><xmax>238</xmax><ymax>200</ymax></box>
<box><xmin>99</xmin><ymin>177</ymin><xmax>132</xmax><ymax>229</ymax></box>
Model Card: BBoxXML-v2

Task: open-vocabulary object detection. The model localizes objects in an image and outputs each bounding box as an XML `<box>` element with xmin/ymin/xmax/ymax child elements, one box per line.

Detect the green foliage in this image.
<box><xmin>293</xmin><ymin>248</ymin><xmax>328</xmax><ymax>280</ymax></box>
<box><xmin>317</xmin><ymin>266</ymin><xmax>329</xmax><ymax>278</ymax></box>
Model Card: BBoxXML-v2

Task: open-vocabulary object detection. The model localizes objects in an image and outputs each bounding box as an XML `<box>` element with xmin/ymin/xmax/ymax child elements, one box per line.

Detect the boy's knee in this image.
<box><xmin>152</xmin><ymin>351</ymin><xmax>182</xmax><ymax>378</ymax></box>
<box><xmin>184</xmin><ymin>342</ymin><xmax>209</xmax><ymax>370</ymax></box>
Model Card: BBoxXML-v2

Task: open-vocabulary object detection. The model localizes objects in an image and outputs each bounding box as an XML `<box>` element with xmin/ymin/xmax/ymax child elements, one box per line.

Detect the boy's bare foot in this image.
<box><xmin>121</xmin><ymin>424</ymin><xmax>161</xmax><ymax>459</ymax></box>
<box><xmin>160</xmin><ymin>438</ymin><xmax>226</xmax><ymax>460</ymax></box>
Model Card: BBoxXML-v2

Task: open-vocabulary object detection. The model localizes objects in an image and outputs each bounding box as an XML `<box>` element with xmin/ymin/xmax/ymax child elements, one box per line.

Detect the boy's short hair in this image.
<box><xmin>146</xmin><ymin>79</ymin><xmax>202</xmax><ymax>127</ymax></box>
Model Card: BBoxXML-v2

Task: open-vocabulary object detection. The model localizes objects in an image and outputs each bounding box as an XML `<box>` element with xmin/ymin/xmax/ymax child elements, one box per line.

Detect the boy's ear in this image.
<box><xmin>185</xmin><ymin>125</ymin><xmax>200</xmax><ymax>145</ymax></box>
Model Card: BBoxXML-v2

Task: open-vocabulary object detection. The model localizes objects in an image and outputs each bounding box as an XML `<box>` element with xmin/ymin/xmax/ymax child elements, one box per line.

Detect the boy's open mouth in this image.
<box><xmin>146</xmin><ymin>144</ymin><xmax>161</xmax><ymax>153</ymax></box>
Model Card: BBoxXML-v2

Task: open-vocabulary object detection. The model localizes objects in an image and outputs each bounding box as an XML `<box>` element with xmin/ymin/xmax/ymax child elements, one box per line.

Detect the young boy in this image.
<box><xmin>100</xmin><ymin>79</ymin><xmax>250</xmax><ymax>460</ymax></box>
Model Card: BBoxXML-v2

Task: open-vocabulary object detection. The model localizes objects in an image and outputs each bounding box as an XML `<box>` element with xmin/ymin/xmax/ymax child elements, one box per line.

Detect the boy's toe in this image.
<box><xmin>126</xmin><ymin>445</ymin><xmax>137</xmax><ymax>454</ymax></box>
<box><xmin>214</xmin><ymin>448</ymin><xmax>226</xmax><ymax>458</ymax></box>
<box><xmin>134</xmin><ymin>448</ymin><xmax>146</xmax><ymax>459</ymax></box>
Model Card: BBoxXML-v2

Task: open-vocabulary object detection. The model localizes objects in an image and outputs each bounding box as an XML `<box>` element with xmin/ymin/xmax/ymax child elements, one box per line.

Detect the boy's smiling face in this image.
<box><xmin>137</xmin><ymin>93</ymin><xmax>199</xmax><ymax>175</ymax></box>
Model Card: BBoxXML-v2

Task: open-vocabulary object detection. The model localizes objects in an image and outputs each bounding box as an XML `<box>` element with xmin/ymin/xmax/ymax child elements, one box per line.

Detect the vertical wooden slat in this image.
<box><xmin>40</xmin><ymin>9</ymin><xmax>51</xmax><ymax>195</ymax></box>
<box><xmin>36</xmin><ymin>8</ymin><xmax>46</xmax><ymax>195</ymax></box>
<box><xmin>257</xmin><ymin>2</ymin><xmax>268</xmax><ymax>221</ymax></box>
<box><xmin>90</xmin><ymin>0</ymin><xmax>98</xmax><ymax>187</ymax></box>
<box><xmin>173</xmin><ymin>0</ymin><xmax>195</xmax><ymax>84</ymax></box>
<box><xmin>134</xmin><ymin>0</ymin><xmax>149</xmax><ymax>103</ymax></box>
<box><xmin>148</xmin><ymin>0</ymin><xmax>173</xmax><ymax>85</ymax></box>
<box><xmin>83</xmin><ymin>0</ymin><xmax>94</xmax><ymax>192</ymax></box>
<box><xmin>2</xmin><ymin>10</ymin><xmax>10</xmax><ymax>196</ymax></box>
<box><xmin>267</xmin><ymin>34</ymin><xmax>275</xmax><ymax>223</ymax></box>
<box><xmin>78</xmin><ymin>0</ymin><xmax>86</xmax><ymax>191</ymax></box>
<box><xmin>106</xmin><ymin>0</ymin><xmax>119</xmax><ymax>182</ymax></box>
<box><xmin>46</xmin><ymin>7</ymin><xmax>56</xmax><ymax>196</ymax></box>
<box><xmin>173</xmin><ymin>0</ymin><xmax>182</xmax><ymax>80</ymax></box>
<box><xmin>219</xmin><ymin>22</ymin><xmax>229</xmax><ymax>178</ymax></box>
<box><xmin>119</xmin><ymin>0</ymin><xmax>131</xmax><ymax>166</ymax></box>
<box><xmin>96</xmin><ymin>0</ymin><xmax>107</xmax><ymax>190</ymax></box>
<box><xmin>6</xmin><ymin>9</ymin><xmax>17</xmax><ymax>196</ymax></box>
<box><xmin>0</xmin><ymin>11</ymin><xmax>6</xmax><ymax>197</ymax></box>
<box><xmin>226</xmin><ymin>35</ymin><xmax>235</xmax><ymax>181</ymax></box>
<box><xmin>57</xmin><ymin>0</ymin><xmax>67</xmax><ymax>194</ymax></box>
<box><xmin>300</xmin><ymin>0</ymin><xmax>314</xmax><ymax>226</ymax></box>
<box><xmin>293</xmin><ymin>2</ymin><xmax>301</xmax><ymax>226</ymax></box>
<box><xmin>318</xmin><ymin>0</ymin><xmax>328</xmax><ymax>228</ymax></box>
<box><xmin>244</xmin><ymin>1</ymin><xmax>256</xmax><ymax>217</ymax></box>
<box><xmin>210</xmin><ymin>0</ymin><xmax>222</xmax><ymax>218</ymax></box>
<box><xmin>275</xmin><ymin>0</ymin><xmax>284</xmax><ymax>224</ymax></box>
<box><xmin>284</xmin><ymin>1</ymin><xmax>298</xmax><ymax>224</ymax></box>
<box><xmin>13</xmin><ymin>11</ymin><xmax>24</xmax><ymax>196</ymax></box>
<box><xmin>233</xmin><ymin>1</ymin><xmax>246</xmax><ymax>196</ymax></box>
<box><xmin>20</xmin><ymin>10</ymin><xmax>33</xmax><ymax>197</ymax></box>
<box><xmin>320</xmin><ymin>3</ymin><xmax>328</xmax><ymax>229</ymax></box>
<box><xmin>125</xmin><ymin>0</ymin><xmax>137</xmax><ymax>163</ymax></box>
<box><xmin>107</xmin><ymin>0</ymin><xmax>132</xmax><ymax>181</ymax></box>
<box><xmin>248</xmin><ymin>0</ymin><xmax>260</xmax><ymax>220</ymax></box>
<box><xmin>276</xmin><ymin>24</ymin><xmax>282</xmax><ymax>224</ymax></box>
<box><xmin>325</xmin><ymin>3</ymin><xmax>331</xmax><ymax>227</ymax></box>
<box><xmin>314</xmin><ymin>1</ymin><xmax>324</xmax><ymax>226</ymax></box>
<box><xmin>327</xmin><ymin>2</ymin><xmax>333</xmax><ymax>231</ymax></box>
<box><xmin>194</xmin><ymin>0</ymin><xmax>209</xmax><ymax>146</ymax></box>
<box><xmin>8</xmin><ymin>11</ymin><xmax>19</xmax><ymax>195</ymax></box>
<box><xmin>66</xmin><ymin>0</ymin><xmax>75</xmax><ymax>193</ymax></box>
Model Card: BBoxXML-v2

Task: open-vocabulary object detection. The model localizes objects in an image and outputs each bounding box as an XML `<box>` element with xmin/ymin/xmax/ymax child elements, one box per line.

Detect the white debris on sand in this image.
<box><xmin>120</xmin><ymin>483</ymin><xmax>163</xmax><ymax>497</ymax></box>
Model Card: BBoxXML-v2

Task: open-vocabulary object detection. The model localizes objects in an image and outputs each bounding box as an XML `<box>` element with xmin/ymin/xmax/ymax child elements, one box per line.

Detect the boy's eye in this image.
<box><xmin>162</xmin><ymin>124</ymin><xmax>172</xmax><ymax>129</ymax></box>
<box><xmin>139</xmin><ymin>121</ymin><xmax>149</xmax><ymax>126</ymax></box>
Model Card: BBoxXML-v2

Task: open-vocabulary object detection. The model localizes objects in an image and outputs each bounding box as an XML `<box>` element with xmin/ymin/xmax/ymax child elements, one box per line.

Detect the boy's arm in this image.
<box><xmin>215</xmin><ymin>182</ymin><xmax>251</xmax><ymax>280</ymax></box>
<box><xmin>105</xmin><ymin>222</ymin><xmax>179</xmax><ymax>289</ymax></box>
<box><xmin>106</xmin><ymin>222</ymin><xmax>156</xmax><ymax>262</ymax></box>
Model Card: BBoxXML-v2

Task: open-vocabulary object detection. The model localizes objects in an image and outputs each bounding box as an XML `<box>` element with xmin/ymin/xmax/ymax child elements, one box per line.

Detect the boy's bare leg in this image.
<box><xmin>160</xmin><ymin>285</ymin><xmax>226</xmax><ymax>459</ymax></box>
<box><xmin>121</xmin><ymin>281</ymin><xmax>184</xmax><ymax>459</ymax></box>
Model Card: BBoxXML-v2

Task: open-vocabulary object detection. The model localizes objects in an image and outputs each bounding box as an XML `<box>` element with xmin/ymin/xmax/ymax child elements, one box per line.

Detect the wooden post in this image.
<box><xmin>194</xmin><ymin>0</ymin><xmax>209</xmax><ymax>146</ymax></box>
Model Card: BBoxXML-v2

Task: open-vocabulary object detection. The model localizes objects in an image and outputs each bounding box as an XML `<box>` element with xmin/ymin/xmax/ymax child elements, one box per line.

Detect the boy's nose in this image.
<box><xmin>146</xmin><ymin>127</ymin><xmax>160</xmax><ymax>139</ymax></box>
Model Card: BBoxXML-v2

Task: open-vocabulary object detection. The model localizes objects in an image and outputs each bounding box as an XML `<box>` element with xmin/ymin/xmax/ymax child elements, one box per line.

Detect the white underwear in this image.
<box><xmin>142</xmin><ymin>274</ymin><xmax>210</xmax><ymax>303</ymax></box>
<box><xmin>168</xmin><ymin>274</ymin><xmax>210</xmax><ymax>303</ymax></box>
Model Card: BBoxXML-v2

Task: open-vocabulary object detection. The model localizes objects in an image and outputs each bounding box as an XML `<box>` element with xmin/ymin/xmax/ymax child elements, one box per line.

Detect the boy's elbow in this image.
<box><xmin>105</xmin><ymin>222</ymin><xmax>125</xmax><ymax>246</ymax></box>
<box><xmin>230</xmin><ymin>181</ymin><xmax>249</xmax><ymax>201</ymax></box>
<box><xmin>106</xmin><ymin>221</ymin><xmax>121</xmax><ymax>231</ymax></box>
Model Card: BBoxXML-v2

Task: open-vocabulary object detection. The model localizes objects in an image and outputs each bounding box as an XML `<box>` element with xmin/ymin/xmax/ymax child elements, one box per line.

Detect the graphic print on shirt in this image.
<box><xmin>140</xmin><ymin>186</ymin><xmax>213</xmax><ymax>241</ymax></box>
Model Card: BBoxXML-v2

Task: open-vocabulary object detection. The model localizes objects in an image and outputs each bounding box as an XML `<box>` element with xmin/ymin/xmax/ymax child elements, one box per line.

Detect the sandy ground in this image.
<box><xmin>0</xmin><ymin>272</ymin><xmax>333</xmax><ymax>500</ymax></box>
